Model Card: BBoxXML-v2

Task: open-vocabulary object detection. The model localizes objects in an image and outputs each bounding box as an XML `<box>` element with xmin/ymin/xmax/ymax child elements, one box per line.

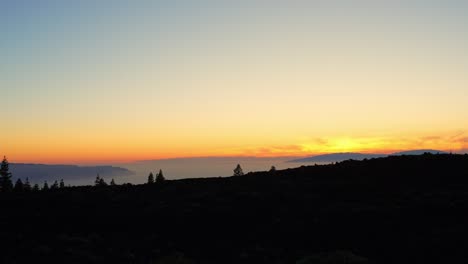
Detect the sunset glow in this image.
<box><xmin>2</xmin><ymin>1</ymin><xmax>468</xmax><ymax>164</ymax></box>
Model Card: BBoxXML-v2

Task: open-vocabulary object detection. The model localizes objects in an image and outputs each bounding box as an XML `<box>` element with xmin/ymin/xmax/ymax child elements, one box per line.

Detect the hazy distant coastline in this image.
<box><xmin>289</xmin><ymin>149</ymin><xmax>447</xmax><ymax>163</ymax></box>
<box><xmin>9</xmin><ymin>150</ymin><xmax>453</xmax><ymax>185</ymax></box>
<box><xmin>10</xmin><ymin>164</ymin><xmax>134</xmax><ymax>185</ymax></box>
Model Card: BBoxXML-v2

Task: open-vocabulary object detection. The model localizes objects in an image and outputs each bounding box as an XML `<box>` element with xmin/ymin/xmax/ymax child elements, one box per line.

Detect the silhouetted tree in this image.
<box><xmin>59</xmin><ymin>179</ymin><xmax>65</xmax><ymax>189</ymax></box>
<box><xmin>42</xmin><ymin>181</ymin><xmax>49</xmax><ymax>191</ymax></box>
<box><xmin>99</xmin><ymin>178</ymin><xmax>107</xmax><ymax>186</ymax></box>
<box><xmin>24</xmin><ymin>178</ymin><xmax>31</xmax><ymax>191</ymax></box>
<box><xmin>32</xmin><ymin>184</ymin><xmax>40</xmax><ymax>191</ymax></box>
<box><xmin>147</xmin><ymin>172</ymin><xmax>155</xmax><ymax>184</ymax></box>
<box><xmin>95</xmin><ymin>174</ymin><xmax>107</xmax><ymax>186</ymax></box>
<box><xmin>156</xmin><ymin>169</ymin><xmax>165</xmax><ymax>183</ymax></box>
<box><xmin>110</xmin><ymin>178</ymin><xmax>116</xmax><ymax>186</ymax></box>
<box><xmin>269</xmin><ymin>165</ymin><xmax>278</xmax><ymax>176</ymax></box>
<box><xmin>51</xmin><ymin>180</ymin><xmax>59</xmax><ymax>190</ymax></box>
<box><xmin>95</xmin><ymin>174</ymin><xmax>101</xmax><ymax>186</ymax></box>
<box><xmin>233</xmin><ymin>164</ymin><xmax>244</xmax><ymax>176</ymax></box>
<box><xmin>14</xmin><ymin>178</ymin><xmax>24</xmax><ymax>192</ymax></box>
<box><xmin>95</xmin><ymin>174</ymin><xmax>107</xmax><ymax>187</ymax></box>
<box><xmin>0</xmin><ymin>156</ymin><xmax>13</xmax><ymax>192</ymax></box>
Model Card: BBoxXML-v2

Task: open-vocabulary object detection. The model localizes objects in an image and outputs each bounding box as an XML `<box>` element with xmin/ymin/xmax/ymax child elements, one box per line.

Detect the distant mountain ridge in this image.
<box><xmin>391</xmin><ymin>149</ymin><xmax>447</xmax><ymax>156</ymax></box>
<box><xmin>10</xmin><ymin>164</ymin><xmax>134</xmax><ymax>184</ymax></box>
<box><xmin>289</xmin><ymin>149</ymin><xmax>446</xmax><ymax>163</ymax></box>
<box><xmin>288</xmin><ymin>153</ymin><xmax>386</xmax><ymax>163</ymax></box>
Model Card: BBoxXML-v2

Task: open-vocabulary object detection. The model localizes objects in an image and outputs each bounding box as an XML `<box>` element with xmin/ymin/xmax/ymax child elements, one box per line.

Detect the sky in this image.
<box><xmin>2</xmin><ymin>1</ymin><xmax>468</xmax><ymax>164</ymax></box>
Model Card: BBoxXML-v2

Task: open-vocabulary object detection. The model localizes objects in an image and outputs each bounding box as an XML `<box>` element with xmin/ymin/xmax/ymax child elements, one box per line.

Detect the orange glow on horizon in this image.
<box><xmin>5</xmin><ymin>132</ymin><xmax>467</xmax><ymax>165</ymax></box>
<box><xmin>4</xmin><ymin>2</ymin><xmax>468</xmax><ymax>166</ymax></box>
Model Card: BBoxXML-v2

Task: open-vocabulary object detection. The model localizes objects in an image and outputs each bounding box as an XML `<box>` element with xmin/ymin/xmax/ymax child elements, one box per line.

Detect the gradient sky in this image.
<box><xmin>2</xmin><ymin>1</ymin><xmax>468</xmax><ymax>164</ymax></box>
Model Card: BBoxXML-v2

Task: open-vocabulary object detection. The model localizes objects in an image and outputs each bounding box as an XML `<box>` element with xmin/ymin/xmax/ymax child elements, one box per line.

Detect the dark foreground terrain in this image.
<box><xmin>2</xmin><ymin>154</ymin><xmax>468</xmax><ymax>263</ymax></box>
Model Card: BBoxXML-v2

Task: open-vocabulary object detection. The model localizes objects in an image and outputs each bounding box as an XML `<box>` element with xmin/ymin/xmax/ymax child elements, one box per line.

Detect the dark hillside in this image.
<box><xmin>2</xmin><ymin>154</ymin><xmax>468</xmax><ymax>263</ymax></box>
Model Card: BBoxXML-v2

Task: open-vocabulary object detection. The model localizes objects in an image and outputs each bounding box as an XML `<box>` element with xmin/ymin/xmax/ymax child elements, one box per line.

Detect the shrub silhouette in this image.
<box><xmin>296</xmin><ymin>251</ymin><xmax>369</xmax><ymax>264</ymax></box>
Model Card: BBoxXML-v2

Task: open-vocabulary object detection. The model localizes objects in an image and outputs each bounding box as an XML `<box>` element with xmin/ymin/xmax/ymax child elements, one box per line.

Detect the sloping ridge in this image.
<box><xmin>289</xmin><ymin>149</ymin><xmax>446</xmax><ymax>163</ymax></box>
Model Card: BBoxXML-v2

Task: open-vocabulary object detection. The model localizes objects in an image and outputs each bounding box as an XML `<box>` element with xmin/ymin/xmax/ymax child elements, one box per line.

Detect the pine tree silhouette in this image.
<box><xmin>99</xmin><ymin>178</ymin><xmax>107</xmax><ymax>186</ymax></box>
<box><xmin>233</xmin><ymin>164</ymin><xmax>244</xmax><ymax>176</ymax></box>
<box><xmin>59</xmin><ymin>179</ymin><xmax>65</xmax><ymax>189</ymax></box>
<box><xmin>32</xmin><ymin>184</ymin><xmax>40</xmax><ymax>191</ymax></box>
<box><xmin>95</xmin><ymin>174</ymin><xmax>107</xmax><ymax>187</ymax></box>
<box><xmin>156</xmin><ymin>169</ymin><xmax>165</xmax><ymax>183</ymax></box>
<box><xmin>24</xmin><ymin>178</ymin><xmax>32</xmax><ymax>191</ymax></box>
<box><xmin>95</xmin><ymin>174</ymin><xmax>101</xmax><ymax>186</ymax></box>
<box><xmin>110</xmin><ymin>178</ymin><xmax>116</xmax><ymax>186</ymax></box>
<box><xmin>51</xmin><ymin>180</ymin><xmax>59</xmax><ymax>190</ymax></box>
<box><xmin>0</xmin><ymin>156</ymin><xmax>13</xmax><ymax>192</ymax></box>
<box><xmin>148</xmin><ymin>172</ymin><xmax>155</xmax><ymax>184</ymax></box>
<box><xmin>14</xmin><ymin>178</ymin><xmax>24</xmax><ymax>192</ymax></box>
<box><xmin>42</xmin><ymin>181</ymin><xmax>49</xmax><ymax>191</ymax></box>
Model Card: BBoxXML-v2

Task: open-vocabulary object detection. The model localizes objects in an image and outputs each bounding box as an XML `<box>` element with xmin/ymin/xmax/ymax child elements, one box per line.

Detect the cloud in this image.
<box><xmin>246</xmin><ymin>145</ymin><xmax>305</xmax><ymax>156</ymax></box>
<box><xmin>226</xmin><ymin>132</ymin><xmax>468</xmax><ymax>158</ymax></box>
<box><xmin>449</xmin><ymin>131</ymin><xmax>466</xmax><ymax>140</ymax></box>
<box><xmin>420</xmin><ymin>136</ymin><xmax>442</xmax><ymax>141</ymax></box>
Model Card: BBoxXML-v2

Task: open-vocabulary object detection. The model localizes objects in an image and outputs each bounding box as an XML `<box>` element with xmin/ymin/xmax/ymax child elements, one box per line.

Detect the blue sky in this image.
<box><xmin>2</xmin><ymin>1</ymin><xmax>468</xmax><ymax>163</ymax></box>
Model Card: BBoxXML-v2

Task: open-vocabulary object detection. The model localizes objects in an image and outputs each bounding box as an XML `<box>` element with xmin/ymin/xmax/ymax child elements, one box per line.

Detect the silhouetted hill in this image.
<box><xmin>10</xmin><ymin>163</ymin><xmax>134</xmax><ymax>184</ymax></box>
<box><xmin>1</xmin><ymin>153</ymin><xmax>468</xmax><ymax>263</ymax></box>
<box><xmin>391</xmin><ymin>149</ymin><xmax>447</xmax><ymax>155</ymax></box>
<box><xmin>289</xmin><ymin>149</ymin><xmax>446</xmax><ymax>163</ymax></box>
<box><xmin>289</xmin><ymin>153</ymin><xmax>386</xmax><ymax>163</ymax></box>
